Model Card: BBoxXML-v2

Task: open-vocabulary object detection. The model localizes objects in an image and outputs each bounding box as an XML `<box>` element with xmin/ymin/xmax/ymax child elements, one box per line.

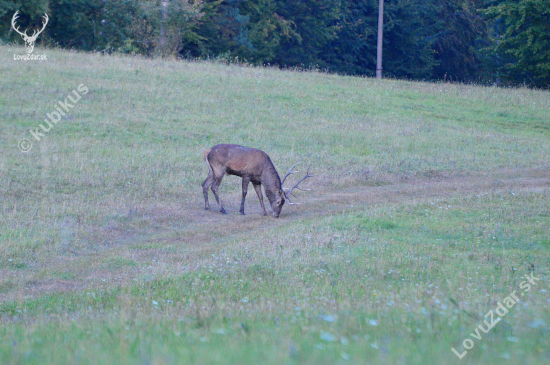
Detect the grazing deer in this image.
<box><xmin>201</xmin><ymin>144</ymin><xmax>314</xmax><ymax>218</ymax></box>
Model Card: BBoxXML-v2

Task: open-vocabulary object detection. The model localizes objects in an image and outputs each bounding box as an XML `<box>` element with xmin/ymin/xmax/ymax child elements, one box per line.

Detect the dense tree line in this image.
<box><xmin>1</xmin><ymin>0</ymin><xmax>549</xmax><ymax>87</ymax></box>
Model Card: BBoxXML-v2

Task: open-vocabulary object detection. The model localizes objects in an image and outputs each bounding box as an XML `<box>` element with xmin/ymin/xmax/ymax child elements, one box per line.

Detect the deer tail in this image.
<box><xmin>202</xmin><ymin>147</ymin><xmax>212</xmax><ymax>162</ymax></box>
<box><xmin>202</xmin><ymin>147</ymin><xmax>212</xmax><ymax>170</ymax></box>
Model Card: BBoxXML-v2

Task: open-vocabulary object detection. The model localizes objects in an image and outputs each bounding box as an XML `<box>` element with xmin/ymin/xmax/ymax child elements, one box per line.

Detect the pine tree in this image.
<box><xmin>483</xmin><ymin>0</ymin><xmax>550</xmax><ymax>87</ymax></box>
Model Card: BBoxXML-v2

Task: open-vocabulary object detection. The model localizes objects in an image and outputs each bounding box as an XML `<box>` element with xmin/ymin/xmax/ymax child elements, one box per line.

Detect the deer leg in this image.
<box><xmin>201</xmin><ymin>171</ymin><xmax>214</xmax><ymax>210</ymax></box>
<box><xmin>240</xmin><ymin>176</ymin><xmax>250</xmax><ymax>215</ymax></box>
<box><xmin>252</xmin><ymin>182</ymin><xmax>267</xmax><ymax>216</ymax></box>
<box><xmin>211</xmin><ymin>173</ymin><xmax>227</xmax><ymax>214</ymax></box>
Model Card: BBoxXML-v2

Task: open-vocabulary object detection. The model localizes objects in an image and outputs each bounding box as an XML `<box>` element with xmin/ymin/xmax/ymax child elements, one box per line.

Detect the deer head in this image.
<box><xmin>202</xmin><ymin>144</ymin><xmax>315</xmax><ymax>218</ymax></box>
<box><xmin>11</xmin><ymin>11</ymin><xmax>49</xmax><ymax>54</ymax></box>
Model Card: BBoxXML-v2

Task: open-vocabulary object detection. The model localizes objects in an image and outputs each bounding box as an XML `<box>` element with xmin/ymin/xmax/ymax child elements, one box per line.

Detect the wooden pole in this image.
<box><xmin>159</xmin><ymin>1</ymin><xmax>169</xmax><ymax>51</ymax></box>
<box><xmin>376</xmin><ymin>0</ymin><xmax>384</xmax><ymax>79</ymax></box>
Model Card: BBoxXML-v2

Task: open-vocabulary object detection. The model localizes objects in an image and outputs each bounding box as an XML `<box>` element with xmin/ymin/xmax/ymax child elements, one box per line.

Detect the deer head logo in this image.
<box><xmin>11</xmin><ymin>11</ymin><xmax>49</xmax><ymax>54</ymax></box>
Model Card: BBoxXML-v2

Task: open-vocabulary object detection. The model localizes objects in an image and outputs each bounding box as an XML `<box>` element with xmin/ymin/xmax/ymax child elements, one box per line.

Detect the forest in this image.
<box><xmin>1</xmin><ymin>0</ymin><xmax>549</xmax><ymax>87</ymax></box>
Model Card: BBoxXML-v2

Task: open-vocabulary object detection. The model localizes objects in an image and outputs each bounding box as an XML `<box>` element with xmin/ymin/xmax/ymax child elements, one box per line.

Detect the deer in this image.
<box><xmin>11</xmin><ymin>11</ymin><xmax>49</xmax><ymax>54</ymax></box>
<box><xmin>201</xmin><ymin>144</ymin><xmax>315</xmax><ymax>218</ymax></box>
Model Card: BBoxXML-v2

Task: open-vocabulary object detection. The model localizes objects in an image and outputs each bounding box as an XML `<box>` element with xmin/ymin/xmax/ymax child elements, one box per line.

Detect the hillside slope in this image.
<box><xmin>1</xmin><ymin>45</ymin><xmax>550</xmax><ymax>364</ymax></box>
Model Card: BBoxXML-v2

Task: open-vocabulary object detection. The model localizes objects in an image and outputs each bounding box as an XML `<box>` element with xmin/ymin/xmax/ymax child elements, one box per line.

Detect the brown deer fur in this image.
<box><xmin>201</xmin><ymin>144</ymin><xmax>286</xmax><ymax>217</ymax></box>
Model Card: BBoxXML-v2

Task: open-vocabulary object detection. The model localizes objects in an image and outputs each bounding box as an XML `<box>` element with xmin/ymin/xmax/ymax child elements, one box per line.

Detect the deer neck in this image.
<box><xmin>262</xmin><ymin>165</ymin><xmax>282</xmax><ymax>204</ymax></box>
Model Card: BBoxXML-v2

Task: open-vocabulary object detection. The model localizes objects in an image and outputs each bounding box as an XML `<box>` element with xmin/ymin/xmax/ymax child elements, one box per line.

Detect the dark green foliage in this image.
<box><xmin>0</xmin><ymin>0</ymin><xmax>548</xmax><ymax>87</ymax></box>
<box><xmin>46</xmin><ymin>0</ymin><xmax>103</xmax><ymax>51</ymax></box>
<box><xmin>483</xmin><ymin>0</ymin><xmax>550</xmax><ymax>86</ymax></box>
<box><xmin>381</xmin><ymin>0</ymin><xmax>439</xmax><ymax>79</ymax></box>
<box><xmin>273</xmin><ymin>0</ymin><xmax>341</xmax><ymax>68</ymax></box>
<box><xmin>319</xmin><ymin>0</ymin><xmax>379</xmax><ymax>76</ymax></box>
<box><xmin>431</xmin><ymin>0</ymin><xmax>491</xmax><ymax>82</ymax></box>
<box><xmin>320</xmin><ymin>0</ymin><xmax>489</xmax><ymax>81</ymax></box>
<box><xmin>181</xmin><ymin>0</ymin><xmax>250</xmax><ymax>59</ymax></box>
<box><xmin>124</xmin><ymin>0</ymin><xmax>204</xmax><ymax>56</ymax></box>
<box><xmin>237</xmin><ymin>0</ymin><xmax>299</xmax><ymax>64</ymax></box>
<box><xmin>183</xmin><ymin>0</ymin><xmax>300</xmax><ymax>65</ymax></box>
<box><xmin>0</xmin><ymin>0</ymin><xmax>49</xmax><ymax>43</ymax></box>
<box><xmin>46</xmin><ymin>0</ymin><xmax>203</xmax><ymax>55</ymax></box>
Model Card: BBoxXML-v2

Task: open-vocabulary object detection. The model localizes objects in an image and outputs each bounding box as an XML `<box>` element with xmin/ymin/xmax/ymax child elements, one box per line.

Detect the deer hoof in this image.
<box><xmin>220</xmin><ymin>209</ymin><xmax>227</xmax><ymax>214</ymax></box>
<box><xmin>240</xmin><ymin>210</ymin><xmax>245</xmax><ymax>215</ymax></box>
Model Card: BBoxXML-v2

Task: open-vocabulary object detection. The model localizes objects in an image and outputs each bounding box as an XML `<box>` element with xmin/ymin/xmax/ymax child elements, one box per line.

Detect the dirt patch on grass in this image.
<box><xmin>2</xmin><ymin>167</ymin><xmax>549</xmax><ymax>302</ymax></box>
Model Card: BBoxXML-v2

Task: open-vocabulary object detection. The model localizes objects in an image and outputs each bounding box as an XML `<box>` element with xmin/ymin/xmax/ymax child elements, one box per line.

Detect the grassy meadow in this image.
<box><xmin>1</xmin><ymin>44</ymin><xmax>550</xmax><ymax>364</ymax></box>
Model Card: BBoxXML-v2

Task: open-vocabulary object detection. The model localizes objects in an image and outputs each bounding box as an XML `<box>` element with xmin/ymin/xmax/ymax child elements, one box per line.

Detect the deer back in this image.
<box><xmin>206</xmin><ymin>144</ymin><xmax>270</xmax><ymax>178</ymax></box>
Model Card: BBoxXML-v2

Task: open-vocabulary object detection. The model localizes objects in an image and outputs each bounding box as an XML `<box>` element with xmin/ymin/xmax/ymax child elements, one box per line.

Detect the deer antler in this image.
<box><xmin>33</xmin><ymin>13</ymin><xmax>50</xmax><ymax>37</ymax></box>
<box><xmin>11</xmin><ymin>11</ymin><xmax>27</xmax><ymax>38</ymax></box>
<box><xmin>281</xmin><ymin>162</ymin><xmax>300</xmax><ymax>186</ymax></box>
<box><xmin>282</xmin><ymin>164</ymin><xmax>316</xmax><ymax>205</ymax></box>
<box><xmin>29</xmin><ymin>13</ymin><xmax>48</xmax><ymax>40</ymax></box>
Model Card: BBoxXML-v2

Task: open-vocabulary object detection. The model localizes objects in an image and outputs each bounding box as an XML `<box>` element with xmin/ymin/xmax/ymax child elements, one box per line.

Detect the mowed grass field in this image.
<box><xmin>1</xmin><ymin>44</ymin><xmax>550</xmax><ymax>364</ymax></box>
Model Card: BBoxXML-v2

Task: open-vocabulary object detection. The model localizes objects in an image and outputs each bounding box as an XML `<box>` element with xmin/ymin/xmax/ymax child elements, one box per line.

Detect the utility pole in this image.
<box><xmin>159</xmin><ymin>1</ymin><xmax>169</xmax><ymax>52</ymax></box>
<box><xmin>376</xmin><ymin>0</ymin><xmax>384</xmax><ymax>79</ymax></box>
